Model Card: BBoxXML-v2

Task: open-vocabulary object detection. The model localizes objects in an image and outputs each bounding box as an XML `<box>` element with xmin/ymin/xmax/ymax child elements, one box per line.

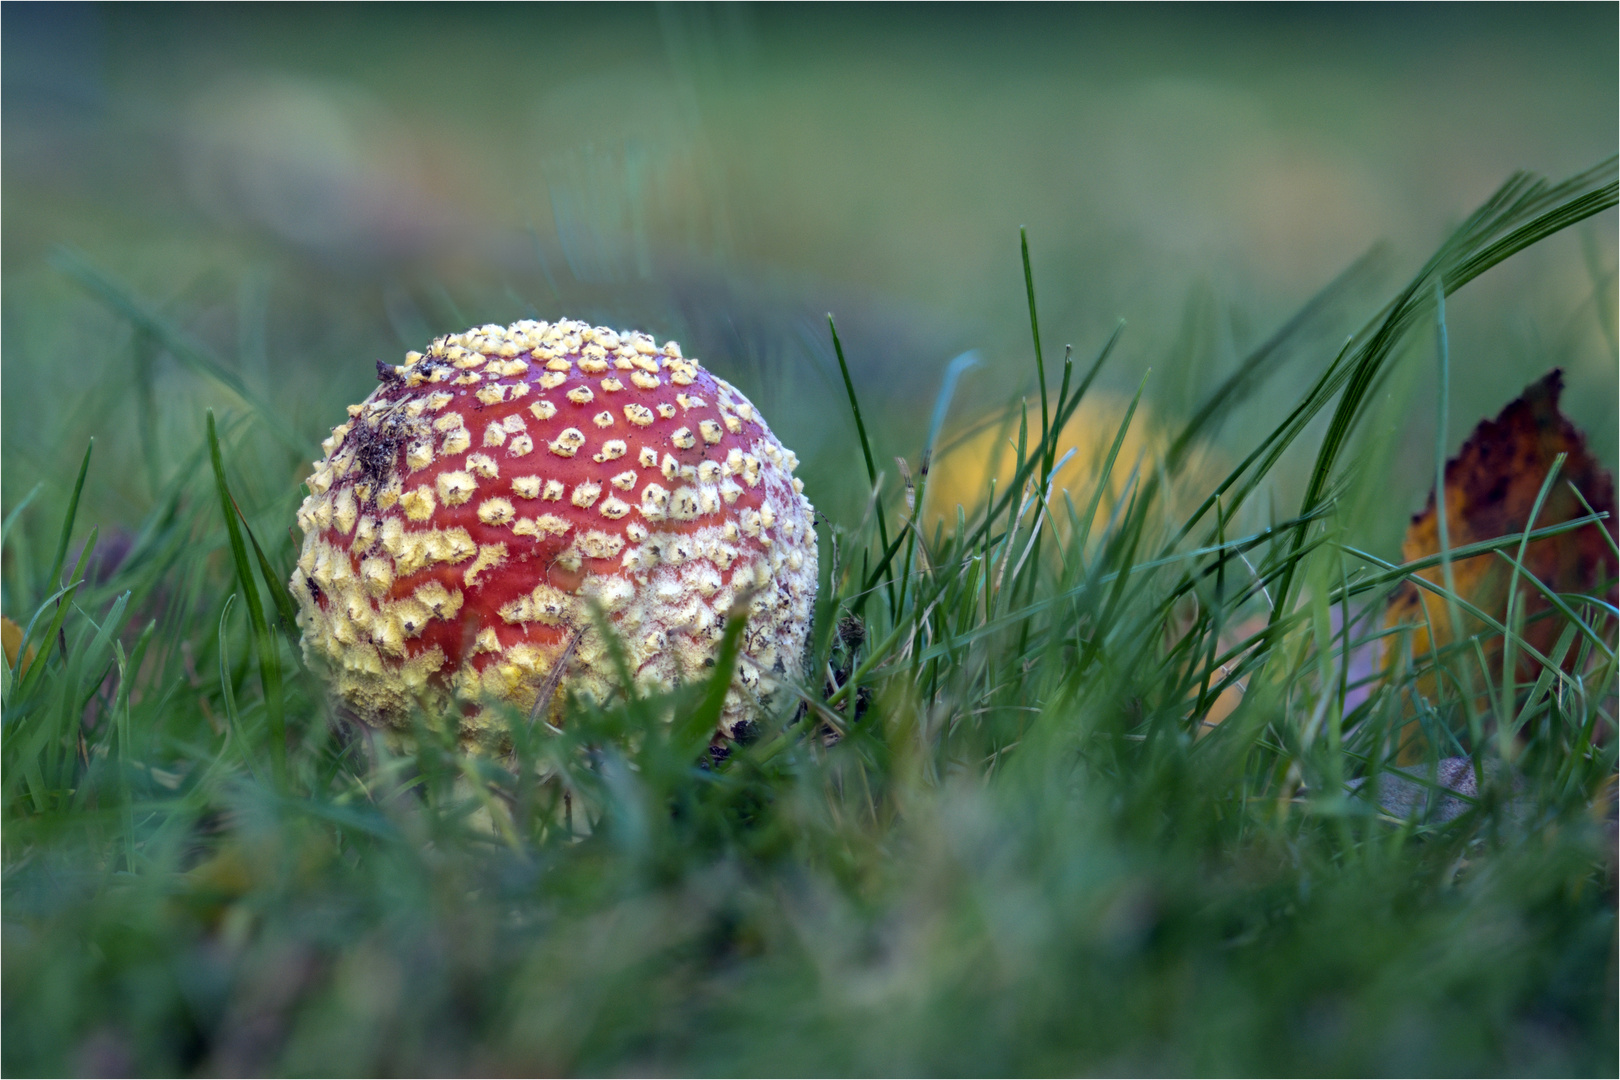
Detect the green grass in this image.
<box><xmin>3</xmin><ymin>161</ymin><xmax>1617</xmax><ymax>1077</ymax></box>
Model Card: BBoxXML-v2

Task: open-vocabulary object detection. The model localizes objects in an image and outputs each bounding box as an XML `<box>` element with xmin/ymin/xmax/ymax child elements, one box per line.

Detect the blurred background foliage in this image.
<box><xmin>3</xmin><ymin>3</ymin><xmax>1615</xmax><ymax>545</ymax></box>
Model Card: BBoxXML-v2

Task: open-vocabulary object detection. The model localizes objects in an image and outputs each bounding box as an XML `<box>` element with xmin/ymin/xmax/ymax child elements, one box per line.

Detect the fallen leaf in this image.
<box><xmin>1384</xmin><ymin>369</ymin><xmax>1617</xmax><ymax>742</ymax></box>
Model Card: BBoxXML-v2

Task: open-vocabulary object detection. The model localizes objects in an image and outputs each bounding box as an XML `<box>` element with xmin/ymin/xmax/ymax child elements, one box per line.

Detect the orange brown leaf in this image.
<box><xmin>1384</xmin><ymin>369</ymin><xmax>1617</xmax><ymax>719</ymax></box>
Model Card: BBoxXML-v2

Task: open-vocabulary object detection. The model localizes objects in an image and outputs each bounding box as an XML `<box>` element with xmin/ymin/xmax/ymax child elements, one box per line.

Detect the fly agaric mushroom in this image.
<box><xmin>291</xmin><ymin>319</ymin><xmax>817</xmax><ymax>748</ymax></box>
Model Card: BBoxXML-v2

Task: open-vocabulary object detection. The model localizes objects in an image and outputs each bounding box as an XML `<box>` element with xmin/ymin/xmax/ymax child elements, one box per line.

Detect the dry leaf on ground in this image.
<box><xmin>1384</xmin><ymin>369</ymin><xmax>1617</xmax><ymax>737</ymax></box>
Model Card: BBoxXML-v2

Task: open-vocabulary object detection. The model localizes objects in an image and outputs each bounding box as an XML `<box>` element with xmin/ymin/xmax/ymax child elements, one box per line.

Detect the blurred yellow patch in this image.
<box><xmin>2</xmin><ymin>616</ymin><xmax>36</xmax><ymax>676</ymax></box>
<box><xmin>926</xmin><ymin>395</ymin><xmax>1219</xmax><ymax>542</ymax></box>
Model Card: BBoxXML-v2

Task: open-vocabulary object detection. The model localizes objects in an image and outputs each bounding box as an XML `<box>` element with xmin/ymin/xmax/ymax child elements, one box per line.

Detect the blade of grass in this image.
<box><xmin>45</xmin><ymin>440</ymin><xmax>93</xmax><ymax>593</ymax></box>
<box><xmin>208</xmin><ymin>410</ymin><xmax>286</xmax><ymax>788</ymax></box>
<box><xmin>14</xmin><ymin>530</ymin><xmax>96</xmax><ymax>700</ymax></box>
<box><xmin>674</xmin><ymin>599</ymin><xmax>752</xmax><ymax>761</ymax></box>
<box><xmin>1567</xmin><ymin>483</ymin><xmax>1620</xmax><ymax>561</ymax></box>
<box><xmin>5</xmin><ymin>577</ymin><xmax>87</xmax><ymax>694</ymax></box>
<box><xmin>1428</xmin><ymin>280</ymin><xmax>1481</xmax><ymax>749</ymax></box>
<box><xmin>828</xmin><ymin>314</ymin><xmax>896</xmax><ymax>618</ymax></box>
<box><xmin>932</xmin><ymin>322</ymin><xmax>1122</xmax><ymax>469</ymax></box>
<box><xmin>1020</xmin><ymin>227</ymin><xmax>1051</xmax><ymax>483</ymax></box>
<box><xmin>2</xmin><ymin>533</ymin><xmax>98</xmax><ymax>814</ymax></box>
<box><xmin>1335</xmin><ymin>514</ymin><xmax>1607</xmax><ymax>599</ymax></box>
<box><xmin>1498</xmin><ymin>452</ymin><xmax>1568</xmax><ymax>755</ymax></box>
<box><xmin>2</xmin><ymin>483</ymin><xmax>44</xmax><ymax>551</ymax></box>
<box><xmin>217</xmin><ymin>593</ymin><xmax>265</xmax><ymax>787</ymax></box>
<box><xmin>236</xmin><ymin>496</ymin><xmax>301</xmax><ymax>651</ymax></box>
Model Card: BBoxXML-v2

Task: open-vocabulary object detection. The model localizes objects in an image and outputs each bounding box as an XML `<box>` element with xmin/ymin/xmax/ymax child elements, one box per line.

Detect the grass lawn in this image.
<box><xmin>3</xmin><ymin>158</ymin><xmax>1617</xmax><ymax>1076</ymax></box>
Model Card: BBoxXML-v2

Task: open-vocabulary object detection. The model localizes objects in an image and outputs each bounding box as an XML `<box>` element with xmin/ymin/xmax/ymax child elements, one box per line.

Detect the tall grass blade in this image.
<box><xmin>45</xmin><ymin>440</ymin><xmax>92</xmax><ymax>593</ymax></box>
<box><xmin>1498</xmin><ymin>451</ymin><xmax>1569</xmax><ymax>751</ymax></box>
<box><xmin>1020</xmin><ymin>227</ymin><xmax>1051</xmax><ymax>480</ymax></box>
<box><xmin>238</xmin><ymin>496</ymin><xmax>302</xmax><ymax>651</ymax></box>
<box><xmin>828</xmin><ymin>313</ymin><xmax>896</xmax><ymax>617</ymax></box>
<box><xmin>207</xmin><ymin>410</ymin><xmax>286</xmax><ymax>787</ymax></box>
<box><xmin>216</xmin><ymin>593</ymin><xmax>264</xmax><ymax>786</ymax></box>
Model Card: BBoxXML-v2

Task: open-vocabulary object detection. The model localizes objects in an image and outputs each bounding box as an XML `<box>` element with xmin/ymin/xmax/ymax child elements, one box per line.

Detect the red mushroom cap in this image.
<box><xmin>292</xmin><ymin>319</ymin><xmax>817</xmax><ymax>747</ymax></box>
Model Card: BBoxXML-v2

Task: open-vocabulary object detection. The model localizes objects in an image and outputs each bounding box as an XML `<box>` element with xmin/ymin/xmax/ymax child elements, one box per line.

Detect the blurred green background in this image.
<box><xmin>3</xmin><ymin>1</ymin><xmax>1616</xmax><ymax>546</ymax></box>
